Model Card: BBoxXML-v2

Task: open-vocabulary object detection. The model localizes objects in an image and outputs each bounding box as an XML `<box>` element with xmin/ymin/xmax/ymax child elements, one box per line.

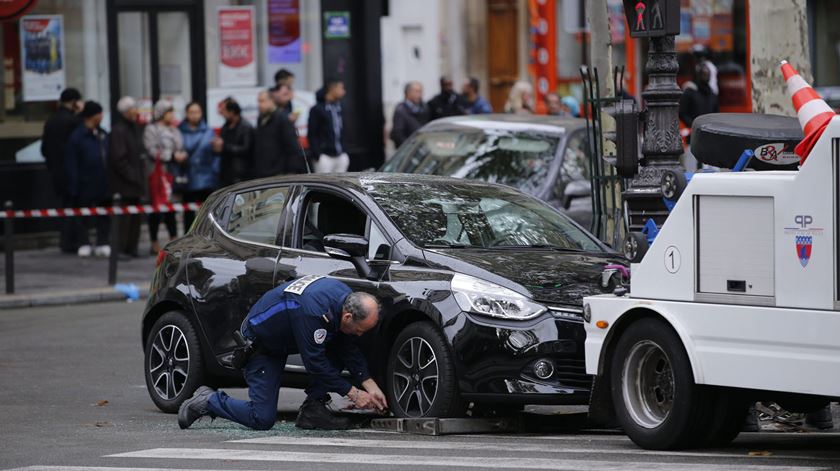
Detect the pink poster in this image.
<box><xmin>218</xmin><ymin>6</ymin><xmax>256</xmax><ymax>86</ymax></box>
<box><xmin>268</xmin><ymin>0</ymin><xmax>301</xmax><ymax>63</ymax></box>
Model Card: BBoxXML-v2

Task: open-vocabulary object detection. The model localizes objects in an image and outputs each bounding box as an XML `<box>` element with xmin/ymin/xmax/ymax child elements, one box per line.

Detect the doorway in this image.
<box><xmin>106</xmin><ymin>0</ymin><xmax>205</xmax><ymax>122</ymax></box>
<box><xmin>487</xmin><ymin>0</ymin><xmax>519</xmax><ymax>112</ymax></box>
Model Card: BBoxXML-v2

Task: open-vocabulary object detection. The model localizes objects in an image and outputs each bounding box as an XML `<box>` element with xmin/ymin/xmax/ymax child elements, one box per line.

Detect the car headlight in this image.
<box><xmin>451</xmin><ymin>274</ymin><xmax>546</xmax><ymax>320</ymax></box>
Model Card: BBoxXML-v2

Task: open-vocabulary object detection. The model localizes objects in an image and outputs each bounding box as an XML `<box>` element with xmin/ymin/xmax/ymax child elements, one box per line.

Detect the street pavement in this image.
<box><xmin>2</xmin><ymin>302</ymin><xmax>840</xmax><ymax>471</ymax></box>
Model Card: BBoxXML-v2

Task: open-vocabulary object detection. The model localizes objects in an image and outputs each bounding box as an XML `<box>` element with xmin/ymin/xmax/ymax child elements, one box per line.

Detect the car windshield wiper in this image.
<box><xmin>492</xmin><ymin>243</ymin><xmax>585</xmax><ymax>252</ymax></box>
<box><xmin>423</xmin><ymin>242</ymin><xmax>479</xmax><ymax>249</ymax></box>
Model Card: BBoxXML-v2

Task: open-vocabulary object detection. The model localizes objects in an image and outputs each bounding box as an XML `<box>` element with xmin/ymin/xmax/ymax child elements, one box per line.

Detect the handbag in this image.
<box><xmin>148</xmin><ymin>153</ymin><xmax>174</xmax><ymax>206</ymax></box>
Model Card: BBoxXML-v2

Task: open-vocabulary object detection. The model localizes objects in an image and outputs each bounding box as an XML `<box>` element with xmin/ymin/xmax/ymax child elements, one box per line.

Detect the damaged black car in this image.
<box><xmin>142</xmin><ymin>173</ymin><xmax>625</xmax><ymax>418</ymax></box>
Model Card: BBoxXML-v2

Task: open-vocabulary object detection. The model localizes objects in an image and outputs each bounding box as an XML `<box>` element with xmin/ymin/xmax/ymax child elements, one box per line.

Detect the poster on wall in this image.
<box><xmin>19</xmin><ymin>14</ymin><xmax>65</xmax><ymax>102</ymax></box>
<box><xmin>267</xmin><ymin>0</ymin><xmax>301</xmax><ymax>63</ymax></box>
<box><xmin>218</xmin><ymin>6</ymin><xmax>256</xmax><ymax>86</ymax></box>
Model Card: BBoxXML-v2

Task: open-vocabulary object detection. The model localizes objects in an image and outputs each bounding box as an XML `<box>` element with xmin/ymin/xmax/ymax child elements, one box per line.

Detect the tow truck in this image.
<box><xmin>583</xmin><ymin>67</ymin><xmax>840</xmax><ymax>450</ymax></box>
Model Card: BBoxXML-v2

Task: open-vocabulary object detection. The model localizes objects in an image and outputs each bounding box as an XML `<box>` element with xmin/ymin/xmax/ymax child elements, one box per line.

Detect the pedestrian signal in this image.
<box><xmin>622</xmin><ymin>0</ymin><xmax>680</xmax><ymax>38</ymax></box>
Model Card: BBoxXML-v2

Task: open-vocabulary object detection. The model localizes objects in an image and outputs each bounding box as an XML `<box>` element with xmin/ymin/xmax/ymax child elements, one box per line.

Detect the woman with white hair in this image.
<box><xmin>504</xmin><ymin>80</ymin><xmax>534</xmax><ymax>114</ymax></box>
<box><xmin>108</xmin><ymin>96</ymin><xmax>146</xmax><ymax>257</ymax></box>
<box><xmin>143</xmin><ymin>99</ymin><xmax>187</xmax><ymax>255</ymax></box>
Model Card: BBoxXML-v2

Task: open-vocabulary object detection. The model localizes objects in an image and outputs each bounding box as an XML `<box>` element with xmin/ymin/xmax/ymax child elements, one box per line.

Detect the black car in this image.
<box><xmin>380</xmin><ymin>114</ymin><xmax>593</xmax><ymax>228</ymax></box>
<box><xmin>142</xmin><ymin>173</ymin><xmax>624</xmax><ymax>418</ymax></box>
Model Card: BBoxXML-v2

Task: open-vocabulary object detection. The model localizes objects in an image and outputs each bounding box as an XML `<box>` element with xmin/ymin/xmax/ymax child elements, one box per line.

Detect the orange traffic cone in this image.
<box><xmin>781</xmin><ymin>60</ymin><xmax>835</xmax><ymax>164</ymax></box>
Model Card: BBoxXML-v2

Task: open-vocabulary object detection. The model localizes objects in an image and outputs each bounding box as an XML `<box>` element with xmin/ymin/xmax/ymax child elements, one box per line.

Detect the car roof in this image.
<box><xmin>220</xmin><ymin>172</ymin><xmax>515</xmax><ymax>196</ymax></box>
<box><xmin>419</xmin><ymin>113</ymin><xmax>585</xmax><ymax>135</ymax></box>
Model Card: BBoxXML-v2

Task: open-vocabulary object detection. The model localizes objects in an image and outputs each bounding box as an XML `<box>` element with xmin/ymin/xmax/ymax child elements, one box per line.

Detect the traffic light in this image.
<box><xmin>622</xmin><ymin>0</ymin><xmax>680</xmax><ymax>38</ymax></box>
<box><xmin>604</xmin><ymin>99</ymin><xmax>640</xmax><ymax>178</ymax></box>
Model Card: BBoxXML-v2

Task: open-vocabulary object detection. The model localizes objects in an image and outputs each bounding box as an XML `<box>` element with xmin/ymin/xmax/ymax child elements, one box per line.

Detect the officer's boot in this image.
<box><xmin>178</xmin><ymin>385</ymin><xmax>216</xmax><ymax>429</ymax></box>
<box><xmin>295</xmin><ymin>396</ymin><xmax>353</xmax><ymax>430</ymax></box>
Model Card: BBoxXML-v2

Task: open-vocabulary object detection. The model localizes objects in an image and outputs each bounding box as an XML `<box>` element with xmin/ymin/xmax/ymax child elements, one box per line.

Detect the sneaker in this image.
<box><xmin>295</xmin><ymin>396</ymin><xmax>353</xmax><ymax>430</ymax></box>
<box><xmin>94</xmin><ymin>245</ymin><xmax>111</xmax><ymax>258</ymax></box>
<box><xmin>77</xmin><ymin>245</ymin><xmax>92</xmax><ymax>257</ymax></box>
<box><xmin>178</xmin><ymin>386</ymin><xmax>216</xmax><ymax>430</ymax></box>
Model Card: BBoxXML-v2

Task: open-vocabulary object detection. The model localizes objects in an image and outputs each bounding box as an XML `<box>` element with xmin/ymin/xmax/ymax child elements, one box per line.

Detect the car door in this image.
<box><xmin>277</xmin><ymin>184</ymin><xmax>391</xmax><ymax>372</ymax></box>
<box><xmin>186</xmin><ymin>184</ymin><xmax>291</xmax><ymax>361</ymax></box>
<box><xmin>550</xmin><ymin>130</ymin><xmax>592</xmax><ymax>228</ymax></box>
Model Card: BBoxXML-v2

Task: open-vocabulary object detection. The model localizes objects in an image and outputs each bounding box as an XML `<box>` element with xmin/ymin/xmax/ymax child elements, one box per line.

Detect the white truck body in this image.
<box><xmin>584</xmin><ymin>117</ymin><xmax>840</xmax><ymax>398</ymax></box>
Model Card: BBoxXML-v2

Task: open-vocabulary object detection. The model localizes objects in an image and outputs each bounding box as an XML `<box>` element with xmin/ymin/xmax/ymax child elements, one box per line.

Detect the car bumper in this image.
<box><xmin>445</xmin><ymin>310</ymin><xmax>592</xmax><ymax>404</ymax></box>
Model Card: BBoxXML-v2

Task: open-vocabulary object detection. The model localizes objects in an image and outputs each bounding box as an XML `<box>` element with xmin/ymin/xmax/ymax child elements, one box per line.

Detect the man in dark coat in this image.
<box><xmin>213</xmin><ymin>98</ymin><xmax>254</xmax><ymax>185</ymax></box>
<box><xmin>308</xmin><ymin>79</ymin><xmax>349</xmax><ymax>173</ymax></box>
<box><xmin>254</xmin><ymin>87</ymin><xmax>306</xmax><ymax>178</ymax></box>
<box><xmin>65</xmin><ymin>101</ymin><xmax>110</xmax><ymax>258</ymax></box>
<box><xmin>428</xmin><ymin>76</ymin><xmax>464</xmax><ymax>120</ymax></box>
<box><xmin>109</xmin><ymin>96</ymin><xmax>146</xmax><ymax>257</ymax></box>
<box><xmin>390</xmin><ymin>81</ymin><xmax>429</xmax><ymax>149</ymax></box>
<box><xmin>41</xmin><ymin>87</ymin><xmax>82</xmax><ymax>253</ymax></box>
<box><xmin>679</xmin><ymin>62</ymin><xmax>719</xmax><ymax>130</ymax></box>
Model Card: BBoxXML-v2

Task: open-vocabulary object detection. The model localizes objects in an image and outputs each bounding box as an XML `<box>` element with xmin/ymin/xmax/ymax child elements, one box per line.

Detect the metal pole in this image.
<box><xmin>4</xmin><ymin>200</ymin><xmax>13</xmax><ymax>294</ymax></box>
<box><xmin>108</xmin><ymin>194</ymin><xmax>120</xmax><ymax>285</ymax></box>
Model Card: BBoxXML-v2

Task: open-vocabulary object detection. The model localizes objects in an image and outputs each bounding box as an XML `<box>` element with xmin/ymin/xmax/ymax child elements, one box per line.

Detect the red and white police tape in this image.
<box><xmin>0</xmin><ymin>202</ymin><xmax>202</xmax><ymax>219</ymax></box>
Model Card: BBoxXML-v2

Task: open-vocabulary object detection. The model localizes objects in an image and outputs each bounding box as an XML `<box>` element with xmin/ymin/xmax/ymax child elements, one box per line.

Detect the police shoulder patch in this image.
<box><xmin>284</xmin><ymin>275</ymin><xmax>325</xmax><ymax>295</ymax></box>
<box><xmin>314</xmin><ymin>328</ymin><xmax>327</xmax><ymax>345</ymax></box>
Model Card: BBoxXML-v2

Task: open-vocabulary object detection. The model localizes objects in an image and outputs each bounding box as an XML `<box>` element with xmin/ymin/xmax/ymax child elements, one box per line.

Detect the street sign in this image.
<box><xmin>622</xmin><ymin>0</ymin><xmax>679</xmax><ymax>38</ymax></box>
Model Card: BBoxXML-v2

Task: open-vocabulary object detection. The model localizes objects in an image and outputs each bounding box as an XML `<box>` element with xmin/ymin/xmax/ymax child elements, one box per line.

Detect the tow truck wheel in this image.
<box><xmin>660</xmin><ymin>170</ymin><xmax>687</xmax><ymax>201</ymax></box>
<box><xmin>610</xmin><ymin>318</ymin><xmax>715</xmax><ymax>450</ymax></box>
<box><xmin>700</xmin><ymin>392</ymin><xmax>750</xmax><ymax>447</ymax></box>
<box><xmin>623</xmin><ymin>232</ymin><xmax>649</xmax><ymax>263</ymax></box>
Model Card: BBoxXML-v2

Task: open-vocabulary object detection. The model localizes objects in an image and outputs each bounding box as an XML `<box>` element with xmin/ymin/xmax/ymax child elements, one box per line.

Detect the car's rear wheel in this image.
<box><xmin>144</xmin><ymin>311</ymin><xmax>205</xmax><ymax>413</ymax></box>
<box><xmin>386</xmin><ymin>322</ymin><xmax>465</xmax><ymax>418</ymax></box>
<box><xmin>611</xmin><ymin>317</ymin><xmax>716</xmax><ymax>450</ymax></box>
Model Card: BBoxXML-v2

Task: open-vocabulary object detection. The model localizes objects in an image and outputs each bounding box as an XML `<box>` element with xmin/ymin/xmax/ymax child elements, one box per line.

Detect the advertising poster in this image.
<box><xmin>218</xmin><ymin>6</ymin><xmax>257</xmax><ymax>86</ymax></box>
<box><xmin>267</xmin><ymin>0</ymin><xmax>301</xmax><ymax>63</ymax></box>
<box><xmin>19</xmin><ymin>14</ymin><xmax>65</xmax><ymax>102</ymax></box>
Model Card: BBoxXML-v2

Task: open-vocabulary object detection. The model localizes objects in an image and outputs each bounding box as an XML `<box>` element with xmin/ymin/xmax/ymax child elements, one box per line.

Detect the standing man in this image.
<box><xmin>108</xmin><ymin>96</ymin><xmax>146</xmax><ymax>258</ymax></box>
<box><xmin>460</xmin><ymin>77</ymin><xmax>492</xmax><ymax>115</ymax></box>
<box><xmin>254</xmin><ymin>88</ymin><xmax>305</xmax><ymax>178</ymax></box>
<box><xmin>274</xmin><ymin>68</ymin><xmax>296</xmax><ymax>117</ymax></box>
<box><xmin>390</xmin><ymin>81</ymin><xmax>428</xmax><ymax>148</ymax></box>
<box><xmin>428</xmin><ymin>76</ymin><xmax>463</xmax><ymax>120</ymax></box>
<box><xmin>178</xmin><ymin>276</ymin><xmax>387</xmax><ymax>431</ymax></box>
<box><xmin>65</xmin><ymin>101</ymin><xmax>110</xmax><ymax>258</ymax></box>
<box><xmin>213</xmin><ymin>98</ymin><xmax>254</xmax><ymax>186</ymax></box>
<box><xmin>308</xmin><ymin>78</ymin><xmax>349</xmax><ymax>173</ymax></box>
<box><xmin>42</xmin><ymin>87</ymin><xmax>83</xmax><ymax>253</ymax></box>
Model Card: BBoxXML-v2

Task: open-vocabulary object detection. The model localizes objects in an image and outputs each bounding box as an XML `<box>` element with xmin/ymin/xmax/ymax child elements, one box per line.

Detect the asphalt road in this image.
<box><xmin>2</xmin><ymin>302</ymin><xmax>840</xmax><ymax>471</ymax></box>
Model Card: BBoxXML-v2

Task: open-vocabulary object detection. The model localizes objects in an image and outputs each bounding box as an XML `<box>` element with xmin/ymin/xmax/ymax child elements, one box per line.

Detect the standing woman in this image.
<box><xmin>503</xmin><ymin>80</ymin><xmax>534</xmax><ymax>114</ymax></box>
<box><xmin>179</xmin><ymin>101</ymin><xmax>220</xmax><ymax>230</ymax></box>
<box><xmin>143</xmin><ymin>99</ymin><xmax>186</xmax><ymax>255</ymax></box>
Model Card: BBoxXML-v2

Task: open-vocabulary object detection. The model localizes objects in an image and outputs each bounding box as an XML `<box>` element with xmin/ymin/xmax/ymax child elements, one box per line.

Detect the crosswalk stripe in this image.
<box><xmin>228</xmin><ymin>436</ymin><xmax>840</xmax><ymax>462</ymax></box>
<box><xmin>4</xmin><ymin>467</ymin><xmax>255</xmax><ymax>471</ymax></box>
<box><xmin>104</xmin><ymin>447</ymin><xmax>825</xmax><ymax>470</ymax></box>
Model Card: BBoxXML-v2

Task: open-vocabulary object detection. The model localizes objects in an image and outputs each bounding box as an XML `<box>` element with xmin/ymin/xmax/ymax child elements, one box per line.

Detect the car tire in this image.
<box><xmin>386</xmin><ymin>322</ymin><xmax>465</xmax><ymax>418</ymax></box>
<box><xmin>610</xmin><ymin>317</ymin><xmax>716</xmax><ymax>450</ymax></box>
<box><xmin>144</xmin><ymin>311</ymin><xmax>205</xmax><ymax>413</ymax></box>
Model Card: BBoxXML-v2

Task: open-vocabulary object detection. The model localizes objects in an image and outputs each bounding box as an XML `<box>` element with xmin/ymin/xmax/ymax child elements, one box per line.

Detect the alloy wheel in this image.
<box><xmin>392</xmin><ymin>336</ymin><xmax>439</xmax><ymax>417</ymax></box>
<box><xmin>148</xmin><ymin>324</ymin><xmax>190</xmax><ymax>400</ymax></box>
<box><xmin>621</xmin><ymin>340</ymin><xmax>674</xmax><ymax>429</ymax></box>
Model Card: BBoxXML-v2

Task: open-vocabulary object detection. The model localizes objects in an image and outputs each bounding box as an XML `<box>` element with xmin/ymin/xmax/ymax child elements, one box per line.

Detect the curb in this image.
<box><xmin>0</xmin><ymin>286</ymin><xmax>149</xmax><ymax>309</ymax></box>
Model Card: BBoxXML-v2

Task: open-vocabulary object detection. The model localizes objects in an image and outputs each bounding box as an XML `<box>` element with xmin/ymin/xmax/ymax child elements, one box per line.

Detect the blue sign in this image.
<box><xmin>324</xmin><ymin>11</ymin><xmax>350</xmax><ymax>39</ymax></box>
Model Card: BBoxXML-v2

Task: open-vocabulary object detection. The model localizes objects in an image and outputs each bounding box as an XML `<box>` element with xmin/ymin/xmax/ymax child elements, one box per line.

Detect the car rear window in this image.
<box><xmin>225</xmin><ymin>187</ymin><xmax>289</xmax><ymax>245</ymax></box>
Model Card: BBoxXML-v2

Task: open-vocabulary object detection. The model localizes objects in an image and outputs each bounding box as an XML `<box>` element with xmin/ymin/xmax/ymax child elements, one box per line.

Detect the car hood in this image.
<box><xmin>422</xmin><ymin>248</ymin><xmax>626</xmax><ymax>307</ymax></box>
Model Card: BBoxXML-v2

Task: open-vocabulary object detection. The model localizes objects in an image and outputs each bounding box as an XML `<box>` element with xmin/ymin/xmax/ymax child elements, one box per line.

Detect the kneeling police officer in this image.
<box><xmin>178</xmin><ymin>275</ymin><xmax>387</xmax><ymax>430</ymax></box>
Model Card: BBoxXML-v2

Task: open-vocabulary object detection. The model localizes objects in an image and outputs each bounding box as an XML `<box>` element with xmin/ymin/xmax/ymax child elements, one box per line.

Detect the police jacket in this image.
<box><xmin>242</xmin><ymin>277</ymin><xmax>370</xmax><ymax>396</ymax></box>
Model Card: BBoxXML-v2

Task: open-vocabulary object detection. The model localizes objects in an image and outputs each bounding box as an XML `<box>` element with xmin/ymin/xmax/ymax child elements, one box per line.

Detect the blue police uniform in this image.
<box><xmin>205</xmin><ymin>276</ymin><xmax>371</xmax><ymax>430</ymax></box>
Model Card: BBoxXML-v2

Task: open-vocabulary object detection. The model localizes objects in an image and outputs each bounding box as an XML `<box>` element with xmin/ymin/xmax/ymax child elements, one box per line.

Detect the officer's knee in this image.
<box><xmin>251</xmin><ymin>406</ymin><xmax>277</xmax><ymax>431</ymax></box>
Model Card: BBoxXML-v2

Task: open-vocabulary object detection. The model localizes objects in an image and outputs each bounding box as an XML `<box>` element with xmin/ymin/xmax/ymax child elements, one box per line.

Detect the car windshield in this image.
<box><xmin>380</xmin><ymin>129</ymin><xmax>561</xmax><ymax>195</ymax></box>
<box><xmin>363</xmin><ymin>179</ymin><xmax>602</xmax><ymax>251</ymax></box>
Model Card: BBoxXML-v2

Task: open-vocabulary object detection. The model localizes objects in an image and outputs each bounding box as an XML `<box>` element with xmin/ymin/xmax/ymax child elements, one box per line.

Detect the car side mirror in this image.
<box><xmin>562</xmin><ymin>180</ymin><xmax>591</xmax><ymax>209</ymax></box>
<box><xmin>323</xmin><ymin>233</ymin><xmax>371</xmax><ymax>278</ymax></box>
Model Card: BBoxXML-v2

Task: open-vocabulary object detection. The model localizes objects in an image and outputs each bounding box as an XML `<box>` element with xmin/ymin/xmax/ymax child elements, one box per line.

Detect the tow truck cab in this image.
<box><xmin>584</xmin><ymin>114</ymin><xmax>840</xmax><ymax>450</ymax></box>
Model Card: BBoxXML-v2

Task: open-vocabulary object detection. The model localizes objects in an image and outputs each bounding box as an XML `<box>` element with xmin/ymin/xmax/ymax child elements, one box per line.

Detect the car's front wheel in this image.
<box><xmin>144</xmin><ymin>311</ymin><xmax>205</xmax><ymax>413</ymax></box>
<box><xmin>386</xmin><ymin>322</ymin><xmax>465</xmax><ymax>418</ymax></box>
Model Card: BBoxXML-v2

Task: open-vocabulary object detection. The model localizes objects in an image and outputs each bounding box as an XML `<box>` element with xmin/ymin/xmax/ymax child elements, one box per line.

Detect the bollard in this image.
<box><xmin>4</xmin><ymin>200</ymin><xmax>13</xmax><ymax>294</ymax></box>
<box><xmin>108</xmin><ymin>194</ymin><xmax>120</xmax><ymax>285</ymax></box>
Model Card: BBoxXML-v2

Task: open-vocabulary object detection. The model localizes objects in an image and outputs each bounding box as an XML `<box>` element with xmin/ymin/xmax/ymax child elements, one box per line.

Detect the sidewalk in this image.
<box><xmin>0</xmin><ymin>239</ymin><xmax>158</xmax><ymax>309</ymax></box>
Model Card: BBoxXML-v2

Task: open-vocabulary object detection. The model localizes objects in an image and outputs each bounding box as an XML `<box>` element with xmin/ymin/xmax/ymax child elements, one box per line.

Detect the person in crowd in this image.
<box><xmin>308</xmin><ymin>78</ymin><xmax>349</xmax><ymax>173</ymax></box>
<box><xmin>679</xmin><ymin>62</ymin><xmax>719</xmax><ymax>129</ymax></box>
<box><xmin>562</xmin><ymin>96</ymin><xmax>581</xmax><ymax>117</ymax></box>
<box><xmin>42</xmin><ymin>87</ymin><xmax>83</xmax><ymax>253</ymax></box>
<box><xmin>143</xmin><ymin>99</ymin><xmax>187</xmax><ymax>255</ymax></box>
<box><xmin>65</xmin><ymin>101</ymin><xmax>110</xmax><ymax>258</ymax></box>
<box><xmin>390</xmin><ymin>81</ymin><xmax>428</xmax><ymax>148</ymax></box>
<box><xmin>504</xmin><ymin>81</ymin><xmax>534</xmax><ymax>114</ymax></box>
<box><xmin>213</xmin><ymin>98</ymin><xmax>254</xmax><ymax>186</ymax></box>
<box><xmin>546</xmin><ymin>93</ymin><xmax>570</xmax><ymax>116</ymax></box>
<box><xmin>428</xmin><ymin>76</ymin><xmax>464</xmax><ymax>120</ymax></box>
<box><xmin>108</xmin><ymin>96</ymin><xmax>146</xmax><ymax>258</ymax></box>
<box><xmin>179</xmin><ymin>102</ymin><xmax>220</xmax><ymax>230</ymax></box>
<box><xmin>254</xmin><ymin>88</ymin><xmax>305</xmax><ymax>178</ymax></box>
<box><xmin>274</xmin><ymin>68</ymin><xmax>297</xmax><ymax>119</ymax></box>
<box><xmin>692</xmin><ymin>44</ymin><xmax>718</xmax><ymax>96</ymax></box>
<box><xmin>460</xmin><ymin>77</ymin><xmax>492</xmax><ymax>114</ymax></box>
